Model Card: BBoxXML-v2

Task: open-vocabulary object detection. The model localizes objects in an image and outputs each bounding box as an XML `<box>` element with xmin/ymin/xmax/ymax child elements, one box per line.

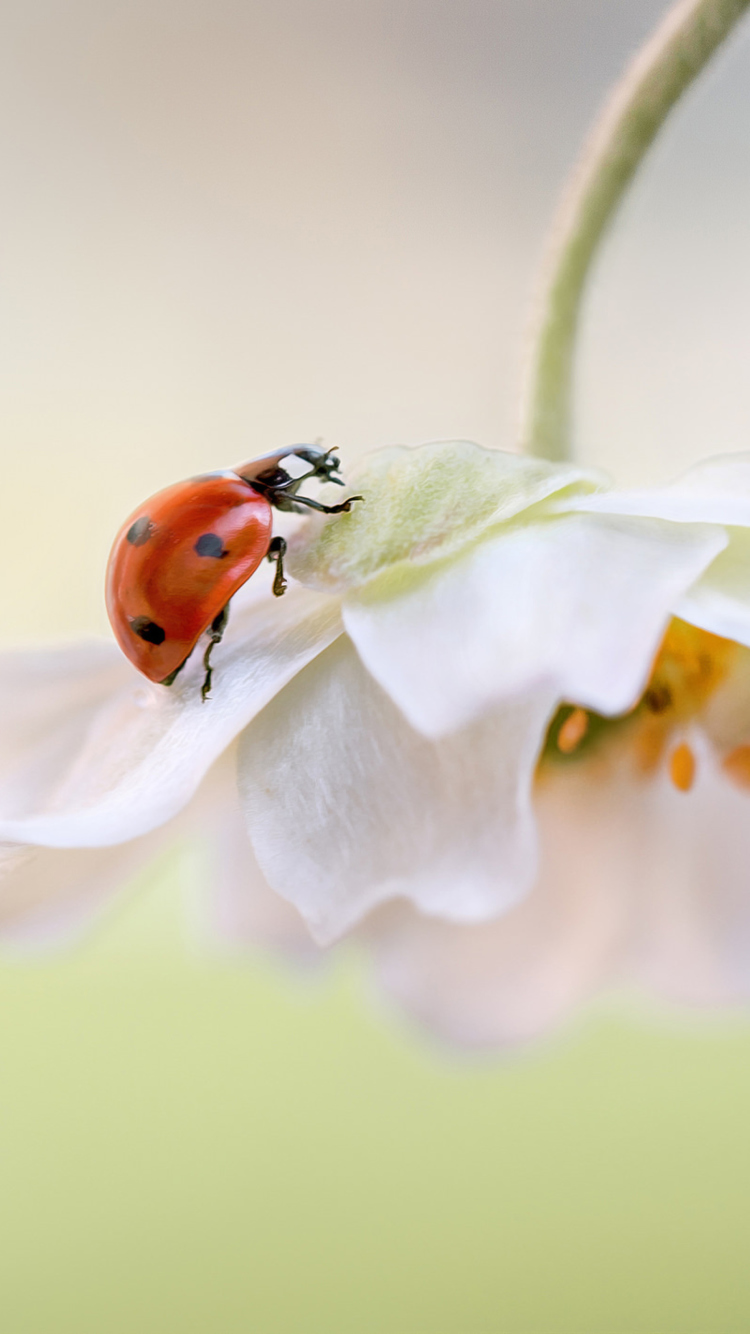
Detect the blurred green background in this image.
<box><xmin>3</xmin><ymin>870</ymin><xmax>750</xmax><ymax>1332</ymax></box>
<box><xmin>3</xmin><ymin>1</ymin><xmax>750</xmax><ymax>1329</ymax></box>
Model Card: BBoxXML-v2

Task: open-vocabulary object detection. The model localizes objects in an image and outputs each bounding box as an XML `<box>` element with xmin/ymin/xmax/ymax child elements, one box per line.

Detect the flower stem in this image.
<box><xmin>520</xmin><ymin>0</ymin><xmax>750</xmax><ymax>463</ymax></box>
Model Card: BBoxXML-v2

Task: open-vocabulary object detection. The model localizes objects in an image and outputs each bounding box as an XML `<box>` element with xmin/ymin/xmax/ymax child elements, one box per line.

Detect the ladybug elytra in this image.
<box><xmin>105</xmin><ymin>445</ymin><xmax>361</xmax><ymax>700</ymax></box>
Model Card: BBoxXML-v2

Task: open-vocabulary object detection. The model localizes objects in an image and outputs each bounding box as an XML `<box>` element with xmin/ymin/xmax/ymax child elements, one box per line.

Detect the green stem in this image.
<box><xmin>520</xmin><ymin>0</ymin><xmax>750</xmax><ymax>462</ymax></box>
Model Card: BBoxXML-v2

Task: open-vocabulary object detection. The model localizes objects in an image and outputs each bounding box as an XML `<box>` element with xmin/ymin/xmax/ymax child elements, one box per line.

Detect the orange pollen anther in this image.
<box><xmin>722</xmin><ymin>745</ymin><xmax>750</xmax><ymax>790</ymax></box>
<box><xmin>669</xmin><ymin>742</ymin><xmax>696</xmax><ymax>793</ymax></box>
<box><xmin>557</xmin><ymin>707</ymin><xmax>589</xmax><ymax>754</ymax></box>
<box><xmin>537</xmin><ymin>621</ymin><xmax>743</xmax><ymax>784</ymax></box>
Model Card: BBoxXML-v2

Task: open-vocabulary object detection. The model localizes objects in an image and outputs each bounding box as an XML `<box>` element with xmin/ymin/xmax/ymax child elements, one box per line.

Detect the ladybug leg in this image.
<box><xmin>266</xmin><ymin>536</ymin><xmax>287</xmax><ymax>597</ymax></box>
<box><xmin>201</xmin><ymin>604</ymin><xmax>230</xmax><ymax>702</ymax></box>
<box><xmin>272</xmin><ymin>492</ymin><xmax>364</xmax><ymax>516</ymax></box>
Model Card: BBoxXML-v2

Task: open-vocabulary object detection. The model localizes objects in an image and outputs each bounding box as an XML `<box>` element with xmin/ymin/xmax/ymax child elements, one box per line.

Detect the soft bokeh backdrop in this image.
<box><xmin>2</xmin><ymin>1</ymin><xmax>750</xmax><ymax>1329</ymax></box>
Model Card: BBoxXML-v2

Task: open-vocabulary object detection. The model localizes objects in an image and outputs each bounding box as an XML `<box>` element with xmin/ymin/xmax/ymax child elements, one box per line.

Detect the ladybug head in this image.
<box><xmin>233</xmin><ymin>444</ymin><xmax>344</xmax><ymax>489</ymax></box>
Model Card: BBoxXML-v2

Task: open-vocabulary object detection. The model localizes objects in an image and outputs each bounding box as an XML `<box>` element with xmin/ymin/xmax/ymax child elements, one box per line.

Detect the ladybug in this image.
<box><xmin>106</xmin><ymin>445</ymin><xmax>361</xmax><ymax>700</ymax></box>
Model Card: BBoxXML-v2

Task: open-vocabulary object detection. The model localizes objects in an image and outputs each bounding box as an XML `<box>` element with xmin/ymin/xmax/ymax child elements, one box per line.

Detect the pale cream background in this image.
<box><xmin>3</xmin><ymin>0</ymin><xmax>750</xmax><ymax>641</ymax></box>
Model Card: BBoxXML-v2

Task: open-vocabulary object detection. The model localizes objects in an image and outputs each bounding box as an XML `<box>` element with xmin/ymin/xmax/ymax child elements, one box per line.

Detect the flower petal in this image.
<box><xmin>559</xmin><ymin>454</ymin><xmax>750</xmax><ymax>649</ymax></box>
<box><xmin>363</xmin><ymin>738</ymin><xmax>750</xmax><ymax>1048</ymax></box>
<box><xmin>0</xmin><ymin>747</ymin><xmax>316</xmax><ymax>957</ymax></box>
<box><xmin>564</xmin><ymin>452</ymin><xmax>750</xmax><ymax>525</ymax></box>
<box><xmin>197</xmin><ymin>816</ymin><xmax>321</xmax><ymax>965</ymax></box>
<box><xmin>0</xmin><ymin>590</ymin><xmax>342</xmax><ymax>847</ymax></box>
<box><xmin>674</xmin><ymin>530</ymin><xmax>750</xmax><ymax>647</ymax></box>
<box><xmin>187</xmin><ymin>750</ymin><xmax>320</xmax><ymax>965</ymax></box>
<box><xmin>0</xmin><ymin>839</ymin><xmax>165</xmax><ymax>951</ymax></box>
<box><xmin>627</xmin><ymin>740</ymin><xmax>750</xmax><ymax>1007</ymax></box>
<box><xmin>238</xmin><ymin>636</ymin><xmax>554</xmax><ymax>943</ymax></box>
<box><xmin>342</xmin><ymin>513</ymin><xmax>725</xmax><ymax>737</ymax></box>
<box><xmin>360</xmin><ymin>764</ymin><xmax>640</xmax><ymax>1048</ymax></box>
<box><xmin>288</xmin><ymin>440</ymin><xmax>605</xmax><ymax>592</ymax></box>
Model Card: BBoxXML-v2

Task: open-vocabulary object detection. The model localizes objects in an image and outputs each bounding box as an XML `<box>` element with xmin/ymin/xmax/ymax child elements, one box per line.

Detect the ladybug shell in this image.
<box><xmin>106</xmin><ymin>472</ymin><xmax>272</xmax><ymax>683</ymax></box>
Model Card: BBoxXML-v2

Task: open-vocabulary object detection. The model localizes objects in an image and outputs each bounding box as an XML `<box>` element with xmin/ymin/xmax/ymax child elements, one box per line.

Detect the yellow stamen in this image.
<box><xmin>722</xmin><ymin>745</ymin><xmax>750</xmax><ymax>790</ymax></box>
<box><xmin>669</xmin><ymin>742</ymin><xmax>696</xmax><ymax>793</ymax></box>
<box><xmin>557</xmin><ymin>707</ymin><xmax>589</xmax><ymax>754</ymax></box>
<box><xmin>538</xmin><ymin>620</ymin><xmax>743</xmax><ymax>783</ymax></box>
<box><xmin>647</xmin><ymin>620</ymin><xmax>733</xmax><ymax>719</ymax></box>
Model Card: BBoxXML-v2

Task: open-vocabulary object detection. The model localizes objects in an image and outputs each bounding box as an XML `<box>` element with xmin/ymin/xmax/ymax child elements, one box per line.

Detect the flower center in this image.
<box><xmin>539</xmin><ymin>619</ymin><xmax>741</xmax><ymax>792</ymax></box>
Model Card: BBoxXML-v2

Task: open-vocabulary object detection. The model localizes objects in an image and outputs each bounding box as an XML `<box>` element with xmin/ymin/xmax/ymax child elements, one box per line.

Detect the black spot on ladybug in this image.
<box><xmin>194</xmin><ymin>533</ymin><xmax>227</xmax><ymax>558</ymax></box>
<box><xmin>126</xmin><ymin>516</ymin><xmax>154</xmax><ymax>546</ymax></box>
<box><xmin>130</xmin><ymin>616</ymin><xmax>166</xmax><ymax>645</ymax></box>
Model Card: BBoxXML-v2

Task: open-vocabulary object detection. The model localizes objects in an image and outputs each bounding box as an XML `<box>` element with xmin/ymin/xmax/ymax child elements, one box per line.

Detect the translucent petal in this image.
<box><xmin>364</xmin><ymin>740</ymin><xmax>750</xmax><ymax>1048</ymax></box>
<box><xmin>675</xmin><ymin>530</ymin><xmax>750</xmax><ymax>647</ymax></box>
<box><xmin>562</xmin><ymin>455</ymin><xmax>750</xmax><ymax>649</ymax></box>
<box><xmin>0</xmin><ymin>590</ymin><xmax>342</xmax><ymax>848</ymax></box>
<box><xmin>0</xmin><ymin>838</ymin><xmax>166</xmax><ymax>951</ymax></box>
<box><xmin>238</xmin><ymin>636</ymin><xmax>554</xmax><ymax>943</ymax></box>
<box><xmin>0</xmin><ymin>748</ymin><xmax>316</xmax><ymax>957</ymax></box>
<box><xmin>363</xmin><ymin>763</ymin><xmax>654</xmax><ymax>1048</ymax></box>
<box><xmin>343</xmin><ymin>513</ymin><xmax>725</xmax><ymax>737</ymax></box>
<box><xmin>565</xmin><ymin>451</ymin><xmax>750</xmax><ymax>525</ymax></box>
<box><xmin>188</xmin><ymin>751</ymin><xmax>320</xmax><ymax>965</ymax></box>
<box><xmin>626</xmin><ymin>743</ymin><xmax>750</xmax><ymax>1007</ymax></box>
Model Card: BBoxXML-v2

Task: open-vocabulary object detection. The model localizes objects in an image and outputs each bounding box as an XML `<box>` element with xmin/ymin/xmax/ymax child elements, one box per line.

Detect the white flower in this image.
<box><xmin>361</xmin><ymin>623</ymin><xmax>750</xmax><ymax>1047</ymax></box>
<box><xmin>339</xmin><ymin>451</ymin><xmax>750</xmax><ymax>1047</ymax></box>
<box><xmin>3</xmin><ymin>438</ymin><xmax>749</xmax><ymax>1048</ymax></box>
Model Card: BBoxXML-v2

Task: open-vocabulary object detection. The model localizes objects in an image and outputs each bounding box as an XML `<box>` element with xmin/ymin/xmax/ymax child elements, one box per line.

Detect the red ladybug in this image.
<box><xmin>106</xmin><ymin>445</ymin><xmax>361</xmax><ymax>700</ymax></box>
